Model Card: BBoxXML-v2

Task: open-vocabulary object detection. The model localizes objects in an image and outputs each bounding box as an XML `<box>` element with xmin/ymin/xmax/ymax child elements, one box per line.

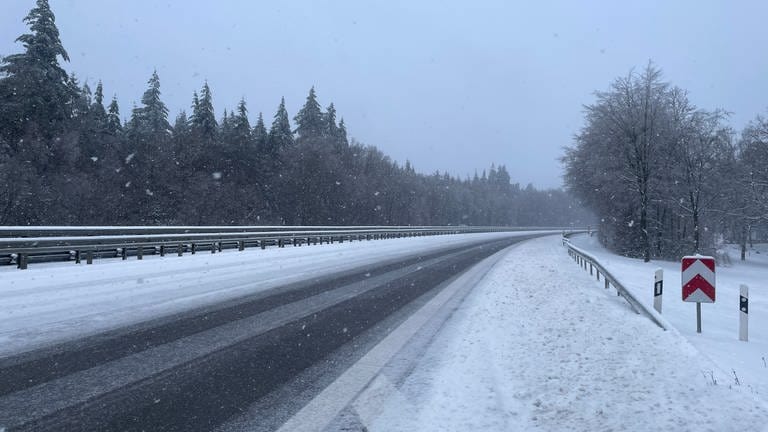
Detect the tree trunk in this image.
<box><xmin>692</xmin><ymin>210</ymin><xmax>700</xmax><ymax>254</ymax></box>
<box><xmin>640</xmin><ymin>201</ymin><xmax>650</xmax><ymax>262</ymax></box>
<box><xmin>741</xmin><ymin>224</ymin><xmax>748</xmax><ymax>261</ymax></box>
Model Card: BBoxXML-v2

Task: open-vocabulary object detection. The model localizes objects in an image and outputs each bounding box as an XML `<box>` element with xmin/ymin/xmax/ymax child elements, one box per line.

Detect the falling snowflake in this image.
<box><xmin>212</xmin><ymin>172</ymin><xmax>222</xmax><ymax>180</ymax></box>
<box><xmin>145</xmin><ymin>189</ymin><xmax>154</xmax><ymax>196</ymax></box>
<box><xmin>125</xmin><ymin>153</ymin><xmax>135</xmax><ymax>163</ymax></box>
<box><xmin>90</xmin><ymin>156</ymin><xmax>98</xmax><ymax>162</ymax></box>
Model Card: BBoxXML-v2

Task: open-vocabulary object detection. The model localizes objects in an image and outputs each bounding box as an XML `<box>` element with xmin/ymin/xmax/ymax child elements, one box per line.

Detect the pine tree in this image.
<box><xmin>173</xmin><ymin>111</ymin><xmax>190</xmax><ymax>136</ymax></box>
<box><xmin>132</xmin><ymin>70</ymin><xmax>170</xmax><ymax>138</ymax></box>
<box><xmin>294</xmin><ymin>86</ymin><xmax>323</xmax><ymax>141</ymax></box>
<box><xmin>65</xmin><ymin>74</ymin><xmax>89</xmax><ymax>119</ymax></box>
<box><xmin>338</xmin><ymin>117</ymin><xmax>349</xmax><ymax>147</ymax></box>
<box><xmin>191</xmin><ymin>91</ymin><xmax>200</xmax><ymax>119</ymax></box>
<box><xmin>0</xmin><ymin>0</ymin><xmax>73</xmax><ymax>141</ymax></box>
<box><xmin>267</xmin><ymin>97</ymin><xmax>293</xmax><ymax>154</ymax></box>
<box><xmin>94</xmin><ymin>81</ymin><xmax>104</xmax><ymax>106</ymax></box>
<box><xmin>233</xmin><ymin>99</ymin><xmax>251</xmax><ymax>146</ymax></box>
<box><xmin>220</xmin><ymin>109</ymin><xmax>232</xmax><ymax>139</ymax></box>
<box><xmin>190</xmin><ymin>81</ymin><xmax>217</xmax><ymax>142</ymax></box>
<box><xmin>253</xmin><ymin>112</ymin><xmax>267</xmax><ymax>150</ymax></box>
<box><xmin>171</xmin><ymin>110</ymin><xmax>191</xmax><ymax>168</ymax></box>
<box><xmin>88</xmin><ymin>80</ymin><xmax>107</xmax><ymax>129</ymax></box>
<box><xmin>106</xmin><ymin>96</ymin><xmax>122</xmax><ymax>135</ymax></box>
<box><xmin>81</xmin><ymin>81</ymin><xmax>93</xmax><ymax>108</ymax></box>
<box><xmin>325</xmin><ymin>102</ymin><xmax>339</xmax><ymax>138</ymax></box>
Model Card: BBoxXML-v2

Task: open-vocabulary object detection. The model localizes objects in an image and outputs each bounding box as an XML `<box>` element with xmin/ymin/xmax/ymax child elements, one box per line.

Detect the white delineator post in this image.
<box><xmin>740</xmin><ymin>284</ymin><xmax>749</xmax><ymax>342</ymax></box>
<box><xmin>653</xmin><ymin>268</ymin><xmax>663</xmax><ymax>314</ymax></box>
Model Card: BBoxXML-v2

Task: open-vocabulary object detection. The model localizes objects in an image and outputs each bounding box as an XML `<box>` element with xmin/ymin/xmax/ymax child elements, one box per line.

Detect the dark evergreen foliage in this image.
<box><xmin>0</xmin><ymin>2</ymin><xmax>593</xmax><ymax>227</ymax></box>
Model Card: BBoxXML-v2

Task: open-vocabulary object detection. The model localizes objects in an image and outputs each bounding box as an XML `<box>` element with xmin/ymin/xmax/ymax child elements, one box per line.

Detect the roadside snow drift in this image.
<box><xmin>570</xmin><ymin>234</ymin><xmax>768</xmax><ymax>400</ymax></box>
<box><xmin>361</xmin><ymin>236</ymin><xmax>768</xmax><ymax>431</ymax></box>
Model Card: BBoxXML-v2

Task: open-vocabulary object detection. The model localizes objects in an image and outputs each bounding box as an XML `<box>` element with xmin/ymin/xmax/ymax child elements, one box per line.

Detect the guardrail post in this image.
<box><xmin>589</xmin><ymin>262</ymin><xmax>593</xmax><ymax>276</ymax></box>
<box><xmin>596</xmin><ymin>269</ymin><xmax>600</xmax><ymax>281</ymax></box>
<box><xmin>191</xmin><ymin>243</ymin><xmax>197</xmax><ymax>254</ymax></box>
<box><xmin>86</xmin><ymin>250</ymin><xmax>93</xmax><ymax>265</ymax></box>
<box><xmin>238</xmin><ymin>240</ymin><xmax>245</xmax><ymax>251</ymax></box>
<box><xmin>211</xmin><ymin>243</ymin><xmax>216</xmax><ymax>254</ymax></box>
<box><xmin>604</xmin><ymin>278</ymin><xmax>609</xmax><ymax>290</ymax></box>
<box><xmin>159</xmin><ymin>245</ymin><xmax>165</xmax><ymax>257</ymax></box>
<box><xmin>217</xmin><ymin>242</ymin><xmax>223</xmax><ymax>252</ymax></box>
<box><xmin>178</xmin><ymin>244</ymin><xmax>184</xmax><ymax>256</ymax></box>
<box><xmin>278</xmin><ymin>239</ymin><xmax>284</xmax><ymax>248</ymax></box>
<box><xmin>261</xmin><ymin>240</ymin><xmax>266</xmax><ymax>250</ymax></box>
<box><xmin>121</xmin><ymin>248</ymin><xmax>127</xmax><ymax>260</ymax></box>
<box><xmin>75</xmin><ymin>250</ymin><xmax>81</xmax><ymax>264</ymax></box>
<box><xmin>137</xmin><ymin>246</ymin><xmax>143</xmax><ymax>260</ymax></box>
<box><xmin>18</xmin><ymin>254</ymin><xmax>28</xmax><ymax>270</ymax></box>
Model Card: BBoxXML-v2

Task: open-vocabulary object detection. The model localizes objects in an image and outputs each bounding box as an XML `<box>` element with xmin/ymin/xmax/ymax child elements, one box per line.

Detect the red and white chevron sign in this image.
<box><xmin>681</xmin><ymin>256</ymin><xmax>715</xmax><ymax>303</ymax></box>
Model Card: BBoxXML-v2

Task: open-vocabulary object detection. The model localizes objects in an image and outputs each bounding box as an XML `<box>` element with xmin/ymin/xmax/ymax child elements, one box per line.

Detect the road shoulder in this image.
<box><xmin>343</xmin><ymin>235</ymin><xmax>768</xmax><ymax>431</ymax></box>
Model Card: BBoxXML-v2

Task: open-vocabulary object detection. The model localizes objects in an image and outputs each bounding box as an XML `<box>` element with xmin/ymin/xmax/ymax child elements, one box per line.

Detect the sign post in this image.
<box><xmin>653</xmin><ymin>268</ymin><xmax>663</xmax><ymax>314</ymax></box>
<box><xmin>740</xmin><ymin>284</ymin><xmax>748</xmax><ymax>342</ymax></box>
<box><xmin>681</xmin><ymin>256</ymin><xmax>716</xmax><ymax>334</ymax></box>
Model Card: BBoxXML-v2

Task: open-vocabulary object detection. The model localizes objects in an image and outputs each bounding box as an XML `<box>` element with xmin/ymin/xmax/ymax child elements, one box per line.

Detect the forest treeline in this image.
<box><xmin>564</xmin><ymin>63</ymin><xmax>768</xmax><ymax>261</ymax></box>
<box><xmin>0</xmin><ymin>0</ymin><xmax>591</xmax><ymax>227</ymax></box>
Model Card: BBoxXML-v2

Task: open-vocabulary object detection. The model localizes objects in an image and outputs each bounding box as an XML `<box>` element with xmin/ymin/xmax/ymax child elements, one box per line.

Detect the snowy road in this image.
<box><xmin>0</xmin><ymin>233</ymin><xmax>541</xmax><ymax>431</ymax></box>
<box><xmin>0</xmin><ymin>231</ymin><xmax>549</xmax><ymax>357</ymax></box>
<box><xmin>295</xmin><ymin>236</ymin><xmax>768</xmax><ymax>431</ymax></box>
<box><xmin>3</xmin><ymin>233</ymin><xmax>765</xmax><ymax>431</ymax></box>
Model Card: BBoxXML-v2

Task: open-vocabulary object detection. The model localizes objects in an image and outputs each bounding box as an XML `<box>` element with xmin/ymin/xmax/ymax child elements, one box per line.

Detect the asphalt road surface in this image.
<box><xmin>0</xmin><ymin>234</ymin><xmax>542</xmax><ymax>431</ymax></box>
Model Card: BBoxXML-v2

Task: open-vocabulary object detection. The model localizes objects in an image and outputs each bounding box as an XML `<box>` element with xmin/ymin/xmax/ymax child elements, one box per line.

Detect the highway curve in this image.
<box><xmin>0</xmin><ymin>234</ymin><xmax>542</xmax><ymax>431</ymax></box>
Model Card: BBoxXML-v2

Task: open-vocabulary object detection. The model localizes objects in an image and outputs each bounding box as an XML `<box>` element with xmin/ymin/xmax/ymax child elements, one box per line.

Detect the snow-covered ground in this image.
<box><xmin>570</xmin><ymin>234</ymin><xmax>768</xmax><ymax>400</ymax></box>
<box><xmin>0</xmin><ymin>231</ymin><xmax>550</xmax><ymax>358</ymax></box>
<box><xmin>353</xmin><ymin>235</ymin><xmax>768</xmax><ymax>431</ymax></box>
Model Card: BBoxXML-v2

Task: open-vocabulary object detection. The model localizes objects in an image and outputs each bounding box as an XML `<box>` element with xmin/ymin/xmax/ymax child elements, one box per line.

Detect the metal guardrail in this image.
<box><xmin>0</xmin><ymin>225</ymin><xmax>505</xmax><ymax>238</ymax></box>
<box><xmin>0</xmin><ymin>226</ymin><xmax>578</xmax><ymax>269</ymax></box>
<box><xmin>562</xmin><ymin>234</ymin><xmax>667</xmax><ymax>330</ymax></box>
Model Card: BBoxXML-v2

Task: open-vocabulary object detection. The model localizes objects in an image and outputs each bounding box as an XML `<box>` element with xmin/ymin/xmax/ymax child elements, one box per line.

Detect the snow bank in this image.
<box><xmin>570</xmin><ymin>234</ymin><xmax>768</xmax><ymax>400</ymax></box>
<box><xmin>363</xmin><ymin>236</ymin><xmax>768</xmax><ymax>431</ymax></box>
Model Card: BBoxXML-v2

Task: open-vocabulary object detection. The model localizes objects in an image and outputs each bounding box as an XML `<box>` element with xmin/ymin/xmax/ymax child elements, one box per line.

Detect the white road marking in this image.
<box><xmin>276</xmin><ymin>245</ymin><xmax>515</xmax><ymax>432</ymax></box>
<box><xmin>353</xmin><ymin>374</ymin><xmax>415</xmax><ymax>428</ymax></box>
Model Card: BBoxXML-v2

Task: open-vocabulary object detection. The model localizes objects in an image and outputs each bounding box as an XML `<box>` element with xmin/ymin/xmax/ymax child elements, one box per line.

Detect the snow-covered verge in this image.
<box><xmin>0</xmin><ymin>231</ymin><xmax>551</xmax><ymax>358</ymax></box>
<box><xmin>570</xmin><ymin>234</ymin><xmax>768</xmax><ymax>399</ymax></box>
<box><xmin>361</xmin><ymin>236</ymin><xmax>768</xmax><ymax>431</ymax></box>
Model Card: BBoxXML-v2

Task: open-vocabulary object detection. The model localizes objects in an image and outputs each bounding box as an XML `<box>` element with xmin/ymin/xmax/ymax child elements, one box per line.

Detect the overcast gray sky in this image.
<box><xmin>2</xmin><ymin>1</ymin><xmax>767</xmax><ymax>188</ymax></box>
